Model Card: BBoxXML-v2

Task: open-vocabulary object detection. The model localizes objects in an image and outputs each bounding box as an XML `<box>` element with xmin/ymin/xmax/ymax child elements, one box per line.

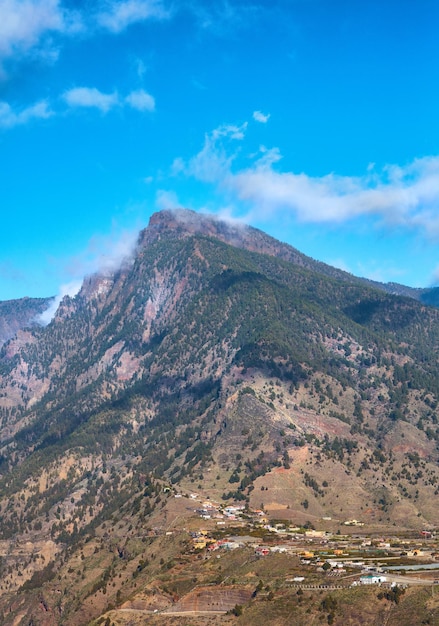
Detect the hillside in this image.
<box><xmin>0</xmin><ymin>209</ymin><xmax>439</xmax><ymax>624</ymax></box>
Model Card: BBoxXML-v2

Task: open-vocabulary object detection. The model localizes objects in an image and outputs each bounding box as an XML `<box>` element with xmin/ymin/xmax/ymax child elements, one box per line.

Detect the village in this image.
<box><xmin>173</xmin><ymin>491</ymin><xmax>439</xmax><ymax>591</ymax></box>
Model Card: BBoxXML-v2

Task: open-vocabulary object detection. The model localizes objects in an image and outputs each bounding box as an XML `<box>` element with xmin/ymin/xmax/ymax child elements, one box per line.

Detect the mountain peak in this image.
<box><xmin>139</xmin><ymin>208</ymin><xmax>308</xmax><ymax>262</ymax></box>
<box><xmin>139</xmin><ymin>208</ymin><xmax>249</xmax><ymax>245</ymax></box>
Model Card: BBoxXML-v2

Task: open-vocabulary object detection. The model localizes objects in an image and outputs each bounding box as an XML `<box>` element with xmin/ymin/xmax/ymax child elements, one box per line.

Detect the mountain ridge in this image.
<box><xmin>1</xmin><ymin>209</ymin><xmax>437</xmax><ymax>347</ymax></box>
<box><xmin>138</xmin><ymin>208</ymin><xmax>435</xmax><ymax>303</ymax></box>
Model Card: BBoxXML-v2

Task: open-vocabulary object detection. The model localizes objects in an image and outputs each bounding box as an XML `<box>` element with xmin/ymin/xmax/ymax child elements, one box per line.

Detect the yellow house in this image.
<box><xmin>301</xmin><ymin>551</ymin><xmax>314</xmax><ymax>558</ymax></box>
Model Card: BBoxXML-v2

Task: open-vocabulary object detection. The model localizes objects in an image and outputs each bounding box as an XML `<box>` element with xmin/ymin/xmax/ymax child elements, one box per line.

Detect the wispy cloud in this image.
<box><xmin>176</xmin><ymin>119</ymin><xmax>439</xmax><ymax>241</ymax></box>
<box><xmin>188</xmin><ymin>0</ymin><xmax>260</xmax><ymax>35</ymax></box>
<box><xmin>63</xmin><ymin>87</ymin><xmax>119</xmax><ymax>113</ymax></box>
<box><xmin>0</xmin><ymin>99</ymin><xmax>52</xmax><ymax>128</ymax></box>
<box><xmin>96</xmin><ymin>0</ymin><xmax>170</xmax><ymax>33</ymax></box>
<box><xmin>134</xmin><ymin>57</ymin><xmax>148</xmax><ymax>79</ymax></box>
<box><xmin>0</xmin><ymin>0</ymin><xmax>81</xmax><ymax>75</ymax></box>
<box><xmin>0</xmin><ymin>0</ymin><xmax>170</xmax><ymax>79</ymax></box>
<box><xmin>38</xmin><ymin>226</ymin><xmax>140</xmax><ymax>324</ymax></box>
<box><xmin>65</xmin><ymin>228</ymin><xmax>139</xmax><ymax>279</ymax></box>
<box><xmin>174</xmin><ymin>122</ymin><xmax>247</xmax><ymax>183</ymax></box>
<box><xmin>125</xmin><ymin>89</ymin><xmax>155</xmax><ymax>111</ymax></box>
<box><xmin>37</xmin><ymin>280</ymin><xmax>82</xmax><ymax>326</ymax></box>
<box><xmin>212</xmin><ymin>122</ymin><xmax>247</xmax><ymax>141</ymax></box>
<box><xmin>156</xmin><ymin>189</ymin><xmax>180</xmax><ymax>210</ymax></box>
<box><xmin>253</xmin><ymin>110</ymin><xmax>270</xmax><ymax>123</ymax></box>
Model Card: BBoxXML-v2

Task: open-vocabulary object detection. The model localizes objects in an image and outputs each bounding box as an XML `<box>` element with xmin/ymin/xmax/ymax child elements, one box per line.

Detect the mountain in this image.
<box><xmin>0</xmin><ymin>296</ymin><xmax>53</xmax><ymax>347</ymax></box>
<box><xmin>0</xmin><ymin>209</ymin><xmax>439</xmax><ymax>624</ymax></box>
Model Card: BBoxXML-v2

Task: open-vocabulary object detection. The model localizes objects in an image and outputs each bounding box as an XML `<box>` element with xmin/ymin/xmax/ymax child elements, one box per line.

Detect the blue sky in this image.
<box><xmin>1</xmin><ymin>0</ymin><xmax>439</xmax><ymax>303</ymax></box>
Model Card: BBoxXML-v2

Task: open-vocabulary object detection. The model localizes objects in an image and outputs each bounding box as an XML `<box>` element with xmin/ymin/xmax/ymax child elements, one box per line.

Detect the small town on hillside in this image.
<box><xmin>164</xmin><ymin>490</ymin><xmax>439</xmax><ymax>593</ymax></box>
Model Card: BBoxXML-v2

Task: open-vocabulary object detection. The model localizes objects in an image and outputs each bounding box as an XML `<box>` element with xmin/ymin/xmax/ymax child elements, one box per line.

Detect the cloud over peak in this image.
<box><xmin>37</xmin><ymin>225</ymin><xmax>140</xmax><ymax>325</ymax></box>
<box><xmin>37</xmin><ymin>280</ymin><xmax>82</xmax><ymax>326</ymax></box>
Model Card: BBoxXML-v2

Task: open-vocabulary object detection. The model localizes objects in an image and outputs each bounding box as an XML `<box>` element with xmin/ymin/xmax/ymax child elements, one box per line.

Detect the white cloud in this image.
<box><xmin>178</xmin><ymin>120</ymin><xmax>439</xmax><ymax>241</ymax></box>
<box><xmin>63</xmin><ymin>87</ymin><xmax>119</xmax><ymax>113</ymax></box>
<box><xmin>231</xmin><ymin>154</ymin><xmax>439</xmax><ymax>234</ymax></box>
<box><xmin>0</xmin><ymin>99</ymin><xmax>52</xmax><ymax>128</ymax></box>
<box><xmin>37</xmin><ymin>280</ymin><xmax>82</xmax><ymax>326</ymax></box>
<box><xmin>253</xmin><ymin>110</ymin><xmax>270</xmax><ymax>123</ymax></box>
<box><xmin>63</xmin><ymin>86</ymin><xmax>157</xmax><ymax>115</ymax></box>
<box><xmin>0</xmin><ymin>0</ymin><xmax>62</xmax><ymax>56</ymax></box>
<box><xmin>125</xmin><ymin>89</ymin><xmax>155</xmax><ymax>111</ymax></box>
<box><xmin>96</xmin><ymin>0</ymin><xmax>169</xmax><ymax>33</ymax></box>
<box><xmin>0</xmin><ymin>0</ymin><xmax>80</xmax><ymax>73</ymax></box>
